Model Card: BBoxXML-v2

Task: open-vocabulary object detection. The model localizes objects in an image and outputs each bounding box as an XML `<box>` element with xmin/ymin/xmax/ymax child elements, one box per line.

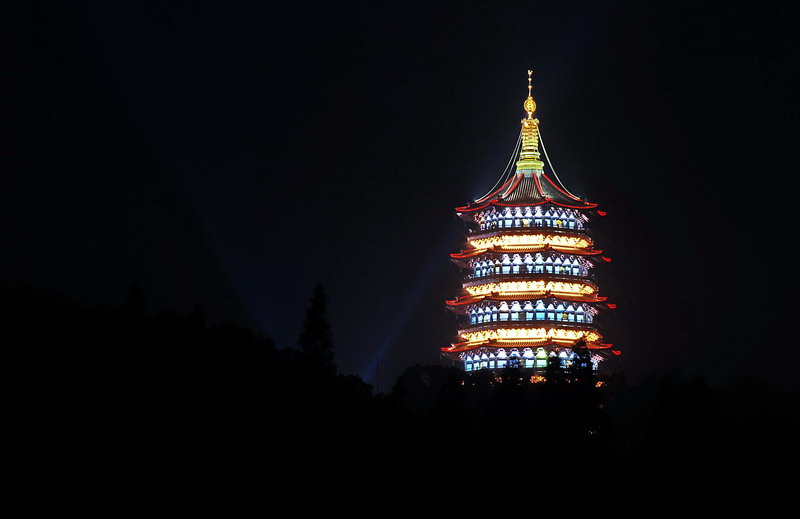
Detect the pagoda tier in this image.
<box><xmin>442</xmin><ymin>71</ymin><xmax>616</xmax><ymax>376</ymax></box>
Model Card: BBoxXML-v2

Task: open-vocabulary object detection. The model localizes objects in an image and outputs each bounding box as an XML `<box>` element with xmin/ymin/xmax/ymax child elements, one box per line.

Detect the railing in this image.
<box><xmin>464</xmin><ymin>269</ymin><xmax>594</xmax><ymax>282</ymax></box>
<box><xmin>458</xmin><ymin>317</ymin><xmax>596</xmax><ymax>331</ymax></box>
<box><xmin>468</xmin><ymin>220</ymin><xmax>586</xmax><ymax>236</ymax></box>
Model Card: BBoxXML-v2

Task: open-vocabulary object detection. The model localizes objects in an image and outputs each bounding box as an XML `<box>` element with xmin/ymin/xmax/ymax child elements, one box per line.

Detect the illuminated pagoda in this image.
<box><xmin>442</xmin><ymin>71</ymin><xmax>617</xmax><ymax>378</ymax></box>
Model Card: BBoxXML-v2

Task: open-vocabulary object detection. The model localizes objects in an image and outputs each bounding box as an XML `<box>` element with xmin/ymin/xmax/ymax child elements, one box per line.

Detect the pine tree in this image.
<box><xmin>298</xmin><ymin>283</ymin><xmax>336</xmax><ymax>378</ymax></box>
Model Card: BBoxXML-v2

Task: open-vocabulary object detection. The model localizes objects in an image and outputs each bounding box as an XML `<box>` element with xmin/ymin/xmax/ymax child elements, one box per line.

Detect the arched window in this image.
<box><xmin>523</xmin><ymin>301</ymin><xmax>535</xmax><ymax>321</ymax></box>
<box><xmin>554</xmin><ymin>257</ymin><xmax>564</xmax><ymax>275</ymax></box>
<box><xmin>498</xmin><ymin>302</ymin><xmax>510</xmax><ymax>321</ymax></box>
<box><xmin>503</xmin><ymin>209</ymin><xmax>513</xmax><ymax>228</ymax></box>
<box><xmin>522</xmin><ymin>348</ymin><xmax>536</xmax><ymax>368</ymax></box>
<box><xmin>513</xmin><ymin>207</ymin><xmax>523</xmax><ymax>228</ymax></box>
<box><xmin>546</xmin><ymin>303</ymin><xmax>556</xmax><ymax>321</ymax></box>
<box><xmin>501</xmin><ymin>255</ymin><xmax>512</xmax><ymax>274</ymax></box>
<box><xmin>545</xmin><ymin>257</ymin><xmax>554</xmax><ymax>274</ymax></box>
<box><xmin>576</xmin><ymin>305</ymin><xmax>585</xmax><ymax>323</ymax></box>
<box><xmin>534</xmin><ymin>254</ymin><xmax>544</xmax><ymax>273</ymax></box>
<box><xmin>535</xmin><ymin>348</ymin><xmax>548</xmax><ymax>368</ymax></box>
<box><xmin>470</xmin><ymin>308</ymin><xmax>478</xmax><ymax>325</ymax></box>
<box><xmin>524</xmin><ymin>254</ymin><xmax>534</xmax><ymax>273</ymax></box>
<box><xmin>488</xmin><ymin>353</ymin><xmax>496</xmax><ymax>370</ymax></box>
<box><xmin>496</xmin><ymin>349</ymin><xmax>508</xmax><ymax>369</ymax></box>
<box><xmin>535</xmin><ymin>300</ymin><xmax>546</xmax><ymax>320</ymax></box>
<box><xmin>476</xmin><ymin>307</ymin><xmax>485</xmax><ymax>324</ymax></box>
<box><xmin>490</xmin><ymin>305</ymin><xmax>499</xmax><ymax>322</ymax></box>
<box><xmin>566</xmin><ymin>304</ymin><xmax>576</xmax><ymax>322</ymax></box>
<box><xmin>512</xmin><ymin>254</ymin><xmax>523</xmax><ymax>274</ymax></box>
<box><xmin>465</xmin><ymin>355</ymin><xmax>474</xmax><ymax>371</ymax></box>
<box><xmin>510</xmin><ymin>301</ymin><xmax>522</xmax><ymax>321</ymax></box>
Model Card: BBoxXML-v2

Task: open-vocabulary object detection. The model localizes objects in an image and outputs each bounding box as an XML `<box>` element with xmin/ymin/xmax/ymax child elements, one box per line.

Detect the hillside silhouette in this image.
<box><xmin>4</xmin><ymin>284</ymin><xmax>797</xmax><ymax>468</ymax></box>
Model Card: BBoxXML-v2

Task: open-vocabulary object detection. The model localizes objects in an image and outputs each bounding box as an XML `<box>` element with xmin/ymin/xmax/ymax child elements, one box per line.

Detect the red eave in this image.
<box><xmin>446</xmin><ymin>291</ymin><xmax>609</xmax><ymax>308</ymax></box>
<box><xmin>455</xmin><ymin>198</ymin><xmax>598</xmax><ymax>213</ymax></box>
<box><xmin>442</xmin><ymin>339</ymin><xmax>612</xmax><ymax>353</ymax></box>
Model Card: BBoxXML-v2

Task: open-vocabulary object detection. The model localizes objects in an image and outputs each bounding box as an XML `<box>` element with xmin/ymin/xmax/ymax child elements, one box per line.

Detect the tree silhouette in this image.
<box><xmin>297</xmin><ymin>283</ymin><xmax>336</xmax><ymax>379</ymax></box>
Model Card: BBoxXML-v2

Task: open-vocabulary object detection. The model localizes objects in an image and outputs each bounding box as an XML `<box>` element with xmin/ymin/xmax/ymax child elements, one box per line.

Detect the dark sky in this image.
<box><xmin>5</xmin><ymin>1</ymin><xmax>798</xmax><ymax>391</ymax></box>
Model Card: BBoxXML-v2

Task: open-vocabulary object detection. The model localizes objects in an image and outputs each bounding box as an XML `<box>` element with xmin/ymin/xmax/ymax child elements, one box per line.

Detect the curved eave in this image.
<box><xmin>442</xmin><ymin>339</ymin><xmax>613</xmax><ymax>354</ymax></box>
<box><xmin>446</xmin><ymin>291</ymin><xmax>610</xmax><ymax>310</ymax></box>
<box><xmin>456</xmin><ymin>197</ymin><xmax>598</xmax><ymax>214</ymax></box>
<box><xmin>450</xmin><ymin>244</ymin><xmax>604</xmax><ymax>260</ymax></box>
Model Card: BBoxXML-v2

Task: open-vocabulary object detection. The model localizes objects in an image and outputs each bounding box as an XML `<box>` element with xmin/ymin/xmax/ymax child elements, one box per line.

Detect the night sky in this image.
<box><xmin>5</xmin><ymin>1</ymin><xmax>798</xmax><ymax>391</ymax></box>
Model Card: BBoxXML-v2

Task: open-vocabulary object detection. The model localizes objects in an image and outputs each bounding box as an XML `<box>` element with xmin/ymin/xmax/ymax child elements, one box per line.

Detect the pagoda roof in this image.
<box><xmin>450</xmin><ymin>244</ymin><xmax>604</xmax><ymax>261</ymax></box>
<box><xmin>446</xmin><ymin>291</ymin><xmax>610</xmax><ymax>310</ymax></box>
<box><xmin>456</xmin><ymin>171</ymin><xmax>597</xmax><ymax>214</ymax></box>
<box><xmin>442</xmin><ymin>338</ymin><xmax>613</xmax><ymax>354</ymax></box>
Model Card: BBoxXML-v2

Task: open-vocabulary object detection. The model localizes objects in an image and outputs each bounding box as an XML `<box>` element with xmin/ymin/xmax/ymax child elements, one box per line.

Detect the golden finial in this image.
<box><xmin>523</xmin><ymin>69</ymin><xmax>536</xmax><ymax>118</ymax></box>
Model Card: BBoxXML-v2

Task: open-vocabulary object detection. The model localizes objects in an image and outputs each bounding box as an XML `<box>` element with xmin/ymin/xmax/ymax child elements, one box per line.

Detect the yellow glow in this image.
<box><xmin>469</xmin><ymin>234</ymin><xmax>591</xmax><ymax>250</ymax></box>
<box><xmin>465</xmin><ymin>280</ymin><xmax>595</xmax><ymax>296</ymax></box>
<box><xmin>460</xmin><ymin>328</ymin><xmax>601</xmax><ymax>343</ymax></box>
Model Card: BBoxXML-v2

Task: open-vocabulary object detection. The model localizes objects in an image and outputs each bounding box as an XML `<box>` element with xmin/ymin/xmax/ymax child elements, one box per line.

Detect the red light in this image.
<box><xmin>597</xmin><ymin>210</ymin><xmax>607</xmax><ymax>216</ymax></box>
<box><xmin>612</xmin><ymin>350</ymin><xmax>621</xmax><ymax>356</ymax></box>
<box><xmin>602</xmin><ymin>256</ymin><xmax>612</xmax><ymax>262</ymax></box>
<box><xmin>607</xmin><ymin>303</ymin><xmax>617</xmax><ymax>309</ymax></box>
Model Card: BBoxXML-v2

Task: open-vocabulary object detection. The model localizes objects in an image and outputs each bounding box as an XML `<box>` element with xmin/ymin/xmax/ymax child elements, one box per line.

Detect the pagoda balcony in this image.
<box><xmin>463</xmin><ymin>270</ymin><xmax>596</xmax><ymax>284</ymax></box>
<box><xmin>457</xmin><ymin>319</ymin><xmax>598</xmax><ymax>334</ymax></box>
<box><xmin>466</xmin><ymin>225</ymin><xmax>589</xmax><ymax>240</ymax></box>
<box><xmin>462</xmin><ymin>272</ymin><xmax>597</xmax><ymax>289</ymax></box>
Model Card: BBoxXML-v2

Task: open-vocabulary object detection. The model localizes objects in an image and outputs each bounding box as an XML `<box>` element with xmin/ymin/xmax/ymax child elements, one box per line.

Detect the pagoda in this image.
<box><xmin>442</xmin><ymin>71</ymin><xmax>617</xmax><ymax>378</ymax></box>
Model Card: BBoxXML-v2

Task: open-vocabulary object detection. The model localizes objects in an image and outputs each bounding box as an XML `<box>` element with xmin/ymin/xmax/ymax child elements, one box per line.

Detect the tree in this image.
<box><xmin>297</xmin><ymin>283</ymin><xmax>336</xmax><ymax>378</ymax></box>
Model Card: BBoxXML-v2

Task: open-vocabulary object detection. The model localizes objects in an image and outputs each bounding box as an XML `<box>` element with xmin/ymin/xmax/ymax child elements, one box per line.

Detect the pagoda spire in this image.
<box><xmin>516</xmin><ymin>70</ymin><xmax>544</xmax><ymax>175</ymax></box>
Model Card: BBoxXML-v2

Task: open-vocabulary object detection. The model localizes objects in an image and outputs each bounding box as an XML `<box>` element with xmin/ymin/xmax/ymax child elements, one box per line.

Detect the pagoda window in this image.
<box><xmin>534</xmin><ymin>300</ymin><xmax>546</xmax><ymax>320</ymax></box>
<box><xmin>510</xmin><ymin>301</ymin><xmax>522</xmax><ymax>321</ymax></box>
<box><xmin>545</xmin><ymin>257</ymin><xmax>554</xmax><ymax>274</ymax></box>
<box><xmin>571</xmin><ymin>261</ymin><xmax>581</xmax><ymax>276</ymax></box>
<box><xmin>522</xmin><ymin>348</ymin><xmax>535</xmax><ymax>368</ymax></box>
<box><xmin>501</xmin><ymin>255</ymin><xmax>512</xmax><ymax>274</ymax></box>
<box><xmin>523</xmin><ymin>301</ymin><xmax>535</xmax><ymax>321</ymax></box>
<box><xmin>498</xmin><ymin>302</ymin><xmax>510</xmax><ymax>321</ymax></box>
<box><xmin>488</xmin><ymin>353</ymin><xmax>496</xmax><ymax>370</ymax></box>
<box><xmin>523</xmin><ymin>254</ymin><xmax>534</xmax><ymax>273</ymax></box>
<box><xmin>534</xmin><ymin>255</ymin><xmax>544</xmax><ymax>273</ymax></box>
<box><xmin>556</xmin><ymin>303</ymin><xmax>567</xmax><ymax>321</ymax></box>
<box><xmin>465</xmin><ymin>355</ymin><xmax>474</xmax><ymax>371</ymax></box>
<box><xmin>576</xmin><ymin>306</ymin><xmax>585</xmax><ymax>323</ymax></box>
<box><xmin>554</xmin><ymin>257</ymin><xmax>564</xmax><ymax>274</ymax></box>
<box><xmin>566</xmin><ymin>304</ymin><xmax>576</xmax><ymax>322</ymax></box>
<box><xmin>535</xmin><ymin>348</ymin><xmax>548</xmax><ymax>368</ymax></box>
<box><xmin>512</xmin><ymin>254</ymin><xmax>523</xmax><ymax>274</ymax></box>
<box><xmin>469</xmin><ymin>309</ymin><xmax>477</xmax><ymax>325</ymax></box>
<box><xmin>490</xmin><ymin>305</ymin><xmax>499</xmax><ymax>321</ymax></box>
<box><xmin>546</xmin><ymin>303</ymin><xmax>556</xmax><ymax>321</ymax></box>
<box><xmin>503</xmin><ymin>210</ymin><xmax>513</xmax><ymax>228</ymax></box>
